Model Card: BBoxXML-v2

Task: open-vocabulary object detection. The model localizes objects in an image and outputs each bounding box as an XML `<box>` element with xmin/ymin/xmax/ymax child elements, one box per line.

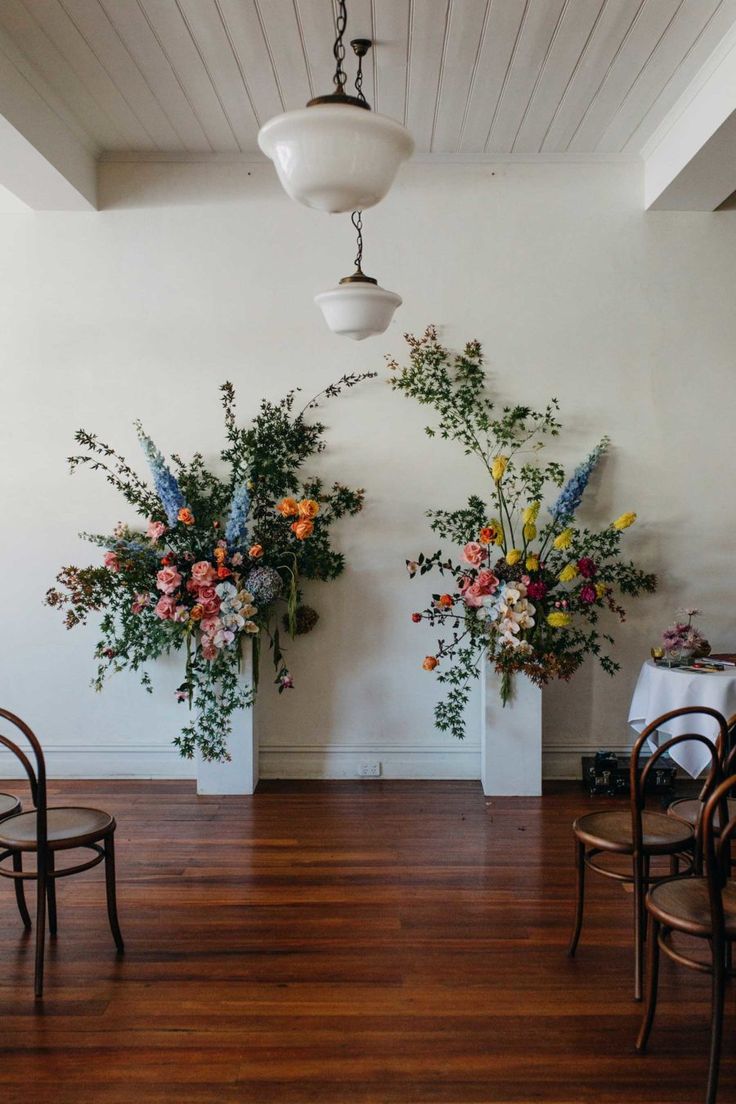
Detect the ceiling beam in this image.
<box><xmin>0</xmin><ymin>28</ymin><xmax>97</xmax><ymax>211</ymax></box>
<box><xmin>644</xmin><ymin>24</ymin><xmax>736</xmax><ymax>211</ymax></box>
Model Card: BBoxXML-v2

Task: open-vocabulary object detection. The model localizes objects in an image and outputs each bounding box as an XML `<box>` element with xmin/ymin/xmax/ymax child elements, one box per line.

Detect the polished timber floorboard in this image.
<box><xmin>0</xmin><ymin>779</ymin><xmax>734</xmax><ymax>1104</ymax></box>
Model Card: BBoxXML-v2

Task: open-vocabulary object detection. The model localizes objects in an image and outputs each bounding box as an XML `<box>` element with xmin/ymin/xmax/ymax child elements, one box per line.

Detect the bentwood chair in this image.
<box><xmin>568</xmin><ymin>706</ymin><xmax>729</xmax><ymax>1000</ymax></box>
<box><xmin>0</xmin><ymin>708</ymin><xmax>124</xmax><ymax>998</ymax></box>
<box><xmin>637</xmin><ymin>773</ymin><xmax>736</xmax><ymax>1104</ymax></box>
<box><xmin>0</xmin><ymin>792</ymin><xmax>21</xmax><ymax>822</ymax></box>
<box><xmin>667</xmin><ymin>714</ymin><xmax>736</xmax><ymax>834</ymax></box>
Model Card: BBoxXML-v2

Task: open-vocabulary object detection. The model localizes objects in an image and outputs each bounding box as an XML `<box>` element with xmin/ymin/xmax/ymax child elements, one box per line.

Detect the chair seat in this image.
<box><xmin>667</xmin><ymin>797</ymin><xmax>736</xmax><ymax>830</ymax></box>
<box><xmin>648</xmin><ymin>876</ymin><xmax>736</xmax><ymax>938</ymax></box>
<box><xmin>0</xmin><ymin>806</ymin><xmax>114</xmax><ymax>851</ymax></box>
<box><xmin>0</xmin><ymin>792</ymin><xmax>21</xmax><ymax>821</ymax></box>
<box><xmin>573</xmin><ymin>809</ymin><xmax>693</xmax><ymax>854</ymax></box>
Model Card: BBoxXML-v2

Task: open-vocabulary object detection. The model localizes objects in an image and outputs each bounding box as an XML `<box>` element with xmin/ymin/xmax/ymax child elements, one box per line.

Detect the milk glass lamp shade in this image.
<box><xmin>257</xmin><ymin>105</ymin><xmax>414</xmax><ymax>213</ymax></box>
<box><xmin>314</xmin><ymin>277</ymin><xmax>402</xmax><ymax>341</ymax></box>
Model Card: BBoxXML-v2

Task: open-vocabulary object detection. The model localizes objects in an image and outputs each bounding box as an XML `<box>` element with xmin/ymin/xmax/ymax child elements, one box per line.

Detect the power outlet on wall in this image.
<box><xmin>359</xmin><ymin>761</ymin><xmax>381</xmax><ymax>778</ymax></box>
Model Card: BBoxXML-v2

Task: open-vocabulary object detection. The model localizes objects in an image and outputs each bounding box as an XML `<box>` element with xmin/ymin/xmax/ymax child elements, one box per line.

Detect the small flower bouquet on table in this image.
<box><xmin>46</xmin><ymin>375</ymin><xmax>372</xmax><ymax>761</ymax></box>
<box><xmin>391</xmin><ymin>326</ymin><xmax>657</xmax><ymax>740</ymax></box>
<box><xmin>657</xmin><ymin>608</ymin><xmax>711</xmax><ymax>664</ymax></box>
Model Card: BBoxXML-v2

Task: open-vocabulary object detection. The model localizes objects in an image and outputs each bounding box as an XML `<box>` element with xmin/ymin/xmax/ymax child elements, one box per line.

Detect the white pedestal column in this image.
<box><xmin>480</xmin><ymin>658</ymin><xmax>542</xmax><ymax>796</ymax></box>
<box><xmin>195</xmin><ymin>646</ymin><xmax>258</xmax><ymax>795</ymax></box>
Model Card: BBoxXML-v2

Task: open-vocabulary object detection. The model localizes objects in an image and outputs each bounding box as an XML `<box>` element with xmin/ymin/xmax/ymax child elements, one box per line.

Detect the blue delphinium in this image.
<box><xmin>550</xmin><ymin>436</ymin><xmax>609</xmax><ymax>522</ymax></box>
<box><xmin>135</xmin><ymin>422</ymin><xmax>186</xmax><ymax>527</ymax></box>
<box><xmin>225</xmin><ymin>481</ymin><xmax>250</xmax><ymax>545</ymax></box>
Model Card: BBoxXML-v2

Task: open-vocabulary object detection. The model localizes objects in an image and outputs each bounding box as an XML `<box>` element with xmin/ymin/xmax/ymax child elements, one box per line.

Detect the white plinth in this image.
<box><xmin>480</xmin><ymin>660</ymin><xmax>542</xmax><ymax>796</ymax></box>
<box><xmin>195</xmin><ymin>647</ymin><xmax>258</xmax><ymax>795</ymax></box>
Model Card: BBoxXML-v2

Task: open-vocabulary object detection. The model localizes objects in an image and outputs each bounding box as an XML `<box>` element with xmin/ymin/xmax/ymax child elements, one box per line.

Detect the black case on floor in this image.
<box><xmin>581</xmin><ymin>750</ymin><xmax>677</xmax><ymax>797</ymax></box>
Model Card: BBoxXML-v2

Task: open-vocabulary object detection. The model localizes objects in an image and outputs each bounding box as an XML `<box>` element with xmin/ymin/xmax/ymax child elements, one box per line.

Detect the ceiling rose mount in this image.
<box><xmin>257</xmin><ymin>1</ymin><xmax>414</xmax><ymax>213</ymax></box>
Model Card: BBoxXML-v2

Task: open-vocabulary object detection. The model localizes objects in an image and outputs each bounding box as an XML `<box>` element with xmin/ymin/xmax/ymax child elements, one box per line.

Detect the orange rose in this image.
<box><xmin>190</xmin><ymin>604</ymin><xmax>204</xmax><ymax>621</ymax></box>
<box><xmin>291</xmin><ymin>519</ymin><xmax>314</xmax><ymax>541</ymax></box>
<box><xmin>276</xmin><ymin>498</ymin><xmax>299</xmax><ymax>517</ymax></box>
<box><xmin>437</xmin><ymin>594</ymin><xmax>453</xmax><ymax>608</ymax></box>
<box><xmin>178</xmin><ymin>507</ymin><xmax>195</xmax><ymax>526</ymax></box>
<box><xmin>249</xmin><ymin>544</ymin><xmax>264</xmax><ymax>559</ymax></box>
<box><xmin>423</xmin><ymin>656</ymin><xmax>439</xmax><ymax>671</ymax></box>
<box><xmin>298</xmin><ymin>498</ymin><xmax>320</xmax><ymax>519</ymax></box>
<box><xmin>213</xmin><ymin>547</ymin><xmax>227</xmax><ymax>564</ymax></box>
<box><xmin>216</xmin><ymin>565</ymin><xmax>231</xmax><ymax>578</ymax></box>
<box><xmin>478</xmin><ymin>526</ymin><xmax>496</xmax><ymax>546</ymax></box>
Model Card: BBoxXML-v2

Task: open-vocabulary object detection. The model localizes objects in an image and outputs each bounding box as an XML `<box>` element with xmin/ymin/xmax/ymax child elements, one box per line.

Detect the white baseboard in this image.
<box><xmin>0</xmin><ymin>742</ymin><xmax>630</xmax><ymax>782</ymax></box>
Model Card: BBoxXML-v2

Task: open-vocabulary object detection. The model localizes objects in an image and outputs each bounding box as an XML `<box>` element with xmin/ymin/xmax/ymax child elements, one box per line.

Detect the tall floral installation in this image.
<box><xmin>390</xmin><ymin>326</ymin><xmax>656</xmax><ymax>741</ymax></box>
<box><xmin>46</xmin><ymin>375</ymin><xmax>372</xmax><ymax>761</ymax></box>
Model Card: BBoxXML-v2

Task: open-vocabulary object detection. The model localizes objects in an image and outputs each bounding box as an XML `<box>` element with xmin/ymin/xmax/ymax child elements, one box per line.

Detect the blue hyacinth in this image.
<box><xmin>550</xmin><ymin>436</ymin><xmax>609</xmax><ymax>522</ymax></box>
<box><xmin>135</xmin><ymin>422</ymin><xmax>186</xmax><ymax>527</ymax></box>
<box><xmin>225</xmin><ymin>481</ymin><xmax>250</xmax><ymax>545</ymax></box>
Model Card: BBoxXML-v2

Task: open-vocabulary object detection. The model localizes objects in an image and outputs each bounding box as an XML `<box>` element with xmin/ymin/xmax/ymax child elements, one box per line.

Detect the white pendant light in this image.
<box><xmin>257</xmin><ymin>13</ymin><xmax>413</xmax><ymax>214</ymax></box>
<box><xmin>315</xmin><ymin>212</ymin><xmax>401</xmax><ymax>341</ymax></box>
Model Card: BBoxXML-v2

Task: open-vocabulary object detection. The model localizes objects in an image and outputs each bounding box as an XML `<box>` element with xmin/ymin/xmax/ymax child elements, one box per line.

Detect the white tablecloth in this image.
<box><xmin>628</xmin><ymin>660</ymin><xmax>736</xmax><ymax>778</ymax></box>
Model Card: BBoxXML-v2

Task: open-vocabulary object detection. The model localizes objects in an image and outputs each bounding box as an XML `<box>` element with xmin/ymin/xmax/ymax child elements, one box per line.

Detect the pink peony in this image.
<box><xmin>147</xmin><ymin>520</ymin><xmax>167</xmax><ymax>542</ymax></box>
<box><xmin>154</xmin><ymin>595</ymin><xmax>177</xmax><ymax>620</ymax></box>
<box><xmin>577</xmin><ymin>557</ymin><xmax>597</xmax><ymax>579</ymax></box>
<box><xmin>156</xmin><ymin>565</ymin><xmax>182</xmax><ymax>595</ymax></box>
<box><xmin>462</xmin><ymin>542</ymin><xmax>484</xmax><ymax>566</ymax></box>
<box><xmin>579</xmin><ymin>585</ymin><xmax>597</xmax><ymax>605</ymax></box>
<box><xmin>191</xmin><ymin>561</ymin><xmax>217</xmax><ymax>588</ymax></box>
<box><xmin>104</xmin><ymin>551</ymin><xmax>120</xmax><ymax>572</ymax></box>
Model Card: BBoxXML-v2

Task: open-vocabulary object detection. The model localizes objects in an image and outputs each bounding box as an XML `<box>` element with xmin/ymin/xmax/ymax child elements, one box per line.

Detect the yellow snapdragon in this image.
<box><xmin>613</xmin><ymin>512</ymin><xmax>637</xmax><ymax>531</ymax></box>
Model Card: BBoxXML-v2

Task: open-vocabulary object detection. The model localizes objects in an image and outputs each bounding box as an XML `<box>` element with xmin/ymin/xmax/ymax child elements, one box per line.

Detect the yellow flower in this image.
<box><xmin>523</xmin><ymin>522</ymin><xmax>537</xmax><ymax>542</ymax></box>
<box><xmin>595</xmin><ymin>582</ymin><xmax>608</xmax><ymax>598</ymax></box>
<box><xmin>506</xmin><ymin>548</ymin><xmax>522</xmax><ymax>566</ymax></box>
<box><xmin>553</xmin><ymin>529</ymin><xmax>573</xmax><ymax>550</ymax></box>
<box><xmin>491</xmin><ymin>455</ymin><xmax>508</xmax><ymax>483</ymax></box>
<box><xmin>490</xmin><ymin>518</ymin><xmax>505</xmax><ymax>546</ymax></box>
<box><xmin>559</xmin><ymin>563</ymin><xmax>579</xmax><ymax>583</ymax></box>
<box><xmin>522</xmin><ymin>502</ymin><xmax>540</xmax><ymax>525</ymax></box>
<box><xmin>525</xmin><ymin>554</ymin><xmax>539</xmax><ymax>572</ymax></box>
<box><xmin>547</xmin><ymin>611</ymin><xmax>572</xmax><ymax>628</ymax></box>
<box><xmin>613</xmin><ymin>512</ymin><xmax>637</xmax><ymax>531</ymax></box>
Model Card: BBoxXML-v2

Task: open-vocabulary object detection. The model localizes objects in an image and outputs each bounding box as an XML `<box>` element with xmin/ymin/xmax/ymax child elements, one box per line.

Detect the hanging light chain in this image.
<box><xmin>354</xmin><ymin>43</ymin><xmax>366</xmax><ymax>103</ymax></box>
<box><xmin>332</xmin><ymin>0</ymin><xmax>349</xmax><ymax>94</ymax></box>
<box><xmin>352</xmin><ymin>210</ymin><xmax>364</xmax><ymax>273</ymax></box>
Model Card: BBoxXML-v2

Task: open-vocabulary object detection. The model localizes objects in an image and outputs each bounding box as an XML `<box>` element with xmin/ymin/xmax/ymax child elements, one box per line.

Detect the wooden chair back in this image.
<box><xmin>0</xmin><ymin>708</ymin><xmax>47</xmax><ymax>849</ymax></box>
<box><xmin>703</xmin><ymin>773</ymin><xmax>736</xmax><ymax>942</ymax></box>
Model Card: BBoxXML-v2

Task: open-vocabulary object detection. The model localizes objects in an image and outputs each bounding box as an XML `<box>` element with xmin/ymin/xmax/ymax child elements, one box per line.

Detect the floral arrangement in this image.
<box><xmin>46</xmin><ymin>375</ymin><xmax>372</xmax><ymax>761</ymax></box>
<box><xmin>390</xmin><ymin>327</ymin><xmax>656</xmax><ymax>740</ymax></box>
<box><xmin>659</xmin><ymin>608</ymin><xmax>710</xmax><ymax>661</ymax></box>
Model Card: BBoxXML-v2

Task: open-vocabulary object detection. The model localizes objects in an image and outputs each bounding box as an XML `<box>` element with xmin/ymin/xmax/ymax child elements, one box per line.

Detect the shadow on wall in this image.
<box><xmin>97</xmin><ymin>161</ymin><xmax>277</xmax><ymax>210</ymax></box>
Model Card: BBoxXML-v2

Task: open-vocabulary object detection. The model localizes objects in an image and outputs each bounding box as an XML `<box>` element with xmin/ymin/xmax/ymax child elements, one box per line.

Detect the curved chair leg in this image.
<box><xmin>567</xmin><ymin>839</ymin><xmax>585</xmax><ymax>957</ymax></box>
<box><xmin>633</xmin><ymin>852</ymin><xmax>645</xmax><ymax>1002</ymax></box>
<box><xmin>706</xmin><ymin>941</ymin><xmax>726</xmax><ymax>1104</ymax></box>
<box><xmin>12</xmin><ymin>851</ymin><xmax>31</xmax><ymax>930</ymax></box>
<box><xmin>34</xmin><ymin>855</ymin><xmax>47</xmax><ymax>999</ymax></box>
<box><xmin>636</xmin><ymin>917</ymin><xmax>660</xmax><ymax>1052</ymax></box>
<box><xmin>104</xmin><ymin>833</ymin><xmax>124</xmax><ymax>954</ymax></box>
<box><xmin>47</xmin><ymin>851</ymin><xmax>58</xmax><ymax>937</ymax></box>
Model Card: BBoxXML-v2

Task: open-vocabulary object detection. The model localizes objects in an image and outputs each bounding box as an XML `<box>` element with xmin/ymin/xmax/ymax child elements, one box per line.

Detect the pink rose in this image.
<box><xmin>156</xmin><ymin>566</ymin><xmax>182</xmax><ymax>595</ymax></box>
<box><xmin>201</xmin><ymin>639</ymin><xmax>217</xmax><ymax>660</ymax></box>
<box><xmin>197</xmin><ymin>585</ymin><xmax>218</xmax><ymax>603</ymax></box>
<box><xmin>200</xmin><ymin>595</ymin><xmax>221</xmax><ymax>617</ymax></box>
<box><xmin>457</xmin><ymin>575</ymin><xmax>473</xmax><ymax>593</ymax></box>
<box><xmin>464</xmin><ymin>583</ymin><xmax>489</xmax><ymax>608</ymax></box>
<box><xmin>476</xmin><ymin>569</ymin><xmax>499</xmax><ymax>593</ymax></box>
<box><xmin>191</xmin><ymin>561</ymin><xmax>217</xmax><ymax>588</ymax></box>
<box><xmin>104</xmin><ymin>551</ymin><xmax>120</xmax><ymax>572</ymax></box>
<box><xmin>462</xmin><ymin>542</ymin><xmax>484</xmax><ymax>566</ymax></box>
<box><xmin>154</xmin><ymin>595</ymin><xmax>177</xmax><ymax>620</ymax></box>
<box><xmin>147</xmin><ymin>520</ymin><xmax>167</xmax><ymax>541</ymax></box>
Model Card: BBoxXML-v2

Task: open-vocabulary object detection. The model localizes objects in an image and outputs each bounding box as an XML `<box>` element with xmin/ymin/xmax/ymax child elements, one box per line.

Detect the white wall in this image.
<box><xmin>1</xmin><ymin>159</ymin><xmax>734</xmax><ymax>781</ymax></box>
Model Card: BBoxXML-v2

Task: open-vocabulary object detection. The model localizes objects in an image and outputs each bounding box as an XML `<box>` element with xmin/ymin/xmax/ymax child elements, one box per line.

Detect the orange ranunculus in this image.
<box><xmin>276</xmin><ymin>497</ymin><xmax>299</xmax><ymax>517</ymax></box>
<box><xmin>213</xmin><ymin>547</ymin><xmax>227</xmax><ymax>564</ymax></box>
<box><xmin>178</xmin><ymin>507</ymin><xmax>195</xmax><ymax>526</ymax></box>
<box><xmin>478</xmin><ymin>526</ymin><xmax>496</xmax><ymax>546</ymax></box>
<box><xmin>298</xmin><ymin>498</ymin><xmax>320</xmax><ymax>519</ymax></box>
<box><xmin>248</xmin><ymin>544</ymin><xmax>264</xmax><ymax>559</ymax></box>
<box><xmin>190</xmin><ymin>604</ymin><xmax>204</xmax><ymax>622</ymax></box>
<box><xmin>291</xmin><ymin>519</ymin><xmax>314</xmax><ymax>541</ymax></box>
<box><xmin>216</xmin><ymin>565</ymin><xmax>231</xmax><ymax>578</ymax></box>
<box><xmin>437</xmin><ymin>594</ymin><xmax>453</xmax><ymax>608</ymax></box>
<box><xmin>423</xmin><ymin>656</ymin><xmax>439</xmax><ymax>671</ymax></box>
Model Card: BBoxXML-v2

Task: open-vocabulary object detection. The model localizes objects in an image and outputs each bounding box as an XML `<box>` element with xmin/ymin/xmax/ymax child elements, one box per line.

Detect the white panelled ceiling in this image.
<box><xmin>1</xmin><ymin>0</ymin><xmax>736</xmax><ymax>160</ymax></box>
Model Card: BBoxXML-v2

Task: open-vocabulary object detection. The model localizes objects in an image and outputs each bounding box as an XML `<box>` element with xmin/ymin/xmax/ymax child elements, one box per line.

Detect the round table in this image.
<box><xmin>628</xmin><ymin>659</ymin><xmax>736</xmax><ymax>778</ymax></box>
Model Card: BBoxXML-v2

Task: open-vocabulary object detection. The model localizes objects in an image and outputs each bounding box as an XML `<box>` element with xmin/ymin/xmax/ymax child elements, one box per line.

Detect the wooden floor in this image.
<box><xmin>0</xmin><ymin>779</ymin><xmax>734</xmax><ymax>1104</ymax></box>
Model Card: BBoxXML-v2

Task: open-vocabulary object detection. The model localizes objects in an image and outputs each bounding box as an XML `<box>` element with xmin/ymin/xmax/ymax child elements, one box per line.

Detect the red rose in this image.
<box><xmin>411</xmin><ymin>613</ymin><xmax>422</xmax><ymax>623</ymax></box>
